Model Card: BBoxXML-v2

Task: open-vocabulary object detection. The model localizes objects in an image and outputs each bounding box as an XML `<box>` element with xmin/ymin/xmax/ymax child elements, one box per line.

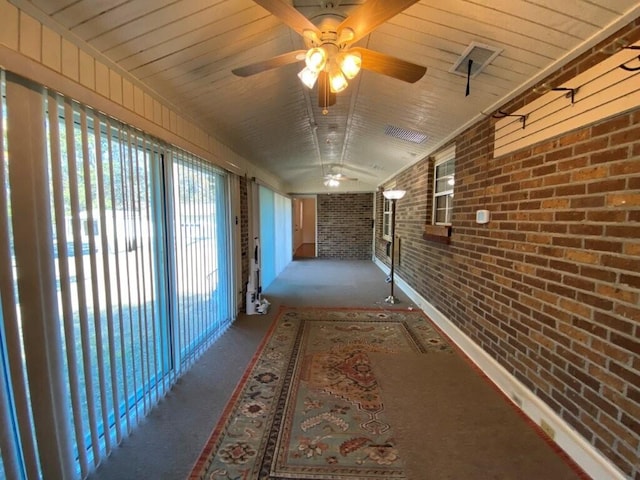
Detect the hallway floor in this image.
<box><xmin>88</xmin><ymin>259</ymin><xmax>409</xmax><ymax>480</ymax></box>
<box><xmin>86</xmin><ymin>259</ymin><xmax>584</xmax><ymax>480</ymax></box>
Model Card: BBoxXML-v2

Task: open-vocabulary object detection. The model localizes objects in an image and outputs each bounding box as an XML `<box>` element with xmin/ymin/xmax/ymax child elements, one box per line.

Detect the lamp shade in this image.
<box><xmin>338</xmin><ymin>51</ymin><xmax>362</xmax><ymax>79</ymax></box>
<box><xmin>383</xmin><ymin>189</ymin><xmax>406</xmax><ymax>200</ymax></box>
<box><xmin>298</xmin><ymin>67</ymin><xmax>319</xmax><ymax>89</ymax></box>
<box><xmin>329</xmin><ymin>67</ymin><xmax>348</xmax><ymax>93</ymax></box>
<box><xmin>305</xmin><ymin>47</ymin><xmax>327</xmax><ymax>72</ymax></box>
<box><xmin>324</xmin><ymin>178</ymin><xmax>340</xmax><ymax>187</ymax></box>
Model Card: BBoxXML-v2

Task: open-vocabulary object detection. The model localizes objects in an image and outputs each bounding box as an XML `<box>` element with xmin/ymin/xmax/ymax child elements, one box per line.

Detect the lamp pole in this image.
<box><xmin>383</xmin><ymin>189</ymin><xmax>406</xmax><ymax>304</ymax></box>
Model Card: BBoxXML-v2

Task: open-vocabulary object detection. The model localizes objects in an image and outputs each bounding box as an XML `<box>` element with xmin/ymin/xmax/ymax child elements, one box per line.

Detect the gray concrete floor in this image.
<box><xmin>87</xmin><ymin>259</ymin><xmax>408</xmax><ymax>480</ymax></box>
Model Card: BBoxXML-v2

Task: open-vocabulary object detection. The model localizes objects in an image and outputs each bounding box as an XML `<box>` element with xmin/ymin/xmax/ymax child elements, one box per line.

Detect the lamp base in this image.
<box><xmin>385</xmin><ymin>295</ymin><xmax>400</xmax><ymax>304</ymax></box>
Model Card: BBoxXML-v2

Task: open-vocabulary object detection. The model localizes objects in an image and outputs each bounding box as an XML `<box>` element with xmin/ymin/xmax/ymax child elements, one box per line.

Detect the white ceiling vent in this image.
<box><xmin>384</xmin><ymin>125</ymin><xmax>428</xmax><ymax>144</ymax></box>
<box><xmin>450</xmin><ymin>42</ymin><xmax>502</xmax><ymax>78</ymax></box>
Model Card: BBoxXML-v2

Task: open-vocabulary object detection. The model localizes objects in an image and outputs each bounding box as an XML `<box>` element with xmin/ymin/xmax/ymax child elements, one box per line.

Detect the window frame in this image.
<box><xmin>381</xmin><ymin>183</ymin><xmax>396</xmax><ymax>242</ymax></box>
<box><xmin>432</xmin><ymin>146</ymin><xmax>456</xmax><ymax>226</ymax></box>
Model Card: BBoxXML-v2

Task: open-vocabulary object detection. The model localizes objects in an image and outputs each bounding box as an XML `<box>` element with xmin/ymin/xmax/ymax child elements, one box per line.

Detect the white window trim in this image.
<box><xmin>432</xmin><ymin>145</ymin><xmax>456</xmax><ymax>226</ymax></box>
<box><xmin>381</xmin><ymin>182</ymin><xmax>396</xmax><ymax>242</ymax></box>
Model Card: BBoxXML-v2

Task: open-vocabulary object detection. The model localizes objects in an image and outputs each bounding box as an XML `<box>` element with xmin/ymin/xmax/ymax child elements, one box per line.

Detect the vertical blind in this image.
<box><xmin>258</xmin><ymin>186</ymin><xmax>292</xmax><ymax>289</ymax></box>
<box><xmin>0</xmin><ymin>70</ymin><xmax>233</xmax><ymax>479</ymax></box>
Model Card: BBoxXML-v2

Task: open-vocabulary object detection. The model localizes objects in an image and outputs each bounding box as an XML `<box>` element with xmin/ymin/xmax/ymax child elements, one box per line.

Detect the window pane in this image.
<box><xmin>434</xmin><ymin>156</ymin><xmax>455</xmax><ymax>225</ymax></box>
<box><xmin>49</xmin><ymin>104</ymin><xmax>165</xmax><ymax>474</ymax></box>
<box><xmin>435</xmin><ymin>159</ymin><xmax>455</xmax><ymax>194</ymax></box>
<box><xmin>382</xmin><ymin>198</ymin><xmax>393</xmax><ymax>239</ymax></box>
<box><xmin>174</xmin><ymin>156</ymin><xmax>230</xmax><ymax>366</ymax></box>
<box><xmin>435</xmin><ymin>194</ymin><xmax>453</xmax><ymax>224</ymax></box>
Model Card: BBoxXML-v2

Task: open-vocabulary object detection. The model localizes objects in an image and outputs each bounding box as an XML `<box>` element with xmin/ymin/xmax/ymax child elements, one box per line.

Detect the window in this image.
<box><xmin>382</xmin><ymin>185</ymin><xmax>395</xmax><ymax>241</ymax></box>
<box><xmin>433</xmin><ymin>147</ymin><xmax>455</xmax><ymax>225</ymax></box>
<box><xmin>0</xmin><ymin>70</ymin><xmax>233</xmax><ymax>479</ymax></box>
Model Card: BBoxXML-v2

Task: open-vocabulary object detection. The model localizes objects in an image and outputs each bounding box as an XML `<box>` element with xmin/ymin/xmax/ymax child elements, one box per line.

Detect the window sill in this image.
<box><xmin>423</xmin><ymin>224</ymin><xmax>451</xmax><ymax>244</ymax></box>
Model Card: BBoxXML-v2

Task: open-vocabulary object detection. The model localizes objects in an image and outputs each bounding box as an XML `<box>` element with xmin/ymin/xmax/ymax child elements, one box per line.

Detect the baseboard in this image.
<box><xmin>374</xmin><ymin>258</ymin><xmax>626</xmax><ymax>480</ymax></box>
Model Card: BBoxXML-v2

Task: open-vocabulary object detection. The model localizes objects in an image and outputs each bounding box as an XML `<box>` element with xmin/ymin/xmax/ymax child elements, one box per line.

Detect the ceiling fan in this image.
<box><xmin>233</xmin><ymin>0</ymin><xmax>427</xmax><ymax>112</ymax></box>
<box><xmin>323</xmin><ymin>169</ymin><xmax>358</xmax><ymax>187</ymax></box>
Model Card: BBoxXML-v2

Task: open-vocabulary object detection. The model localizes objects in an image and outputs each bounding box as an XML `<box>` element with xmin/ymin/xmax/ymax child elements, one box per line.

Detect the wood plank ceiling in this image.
<box><xmin>16</xmin><ymin>0</ymin><xmax>640</xmax><ymax>193</ymax></box>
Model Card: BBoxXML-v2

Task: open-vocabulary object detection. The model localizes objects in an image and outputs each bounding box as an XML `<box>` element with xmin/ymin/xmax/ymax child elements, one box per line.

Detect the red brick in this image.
<box><xmin>596</xmin><ymin>284</ymin><xmax>638</xmax><ymax>304</ymax></box>
<box><xmin>570</xmin><ymin>195</ymin><xmax>605</xmax><ymax>208</ymax></box>
<box><xmin>552</xmin><ymin>236</ymin><xmax>582</xmax><ymax>248</ymax></box>
<box><xmin>607</xmin><ymin>193</ymin><xmax>640</xmax><ymax>207</ymax></box>
<box><xmin>606</xmin><ymin>225</ymin><xmax>640</xmax><ymax>238</ymax></box>
<box><xmin>555</xmin><ymin>184</ymin><xmax>585</xmax><ymax>196</ymax></box>
<box><xmin>614</xmin><ymin>304</ymin><xmax>640</xmax><ymax>322</ymax></box>
<box><xmin>594</xmin><ymin>341</ymin><xmax>633</xmax><ymax>365</ymax></box>
<box><xmin>610</xmin><ymin>125</ymin><xmax>640</xmax><ymax>146</ymax></box>
<box><xmin>620</xmin><ymin>273</ymin><xmax>640</xmax><ymax>289</ymax></box>
<box><xmin>566</xmin><ymin>249</ymin><xmax>599</xmax><ymax>264</ymax></box>
<box><xmin>563</xmin><ymin>274</ymin><xmax>595</xmax><ymax>292</ymax></box>
<box><xmin>591</xmin><ymin>115</ymin><xmax>631</xmax><ymax>136</ymax></box>
<box><xmin>558</xmin><ymin>156</ymin><xmax>589</xmax><ymax>171</ymax></box>
<box><xmin>541</xmin><ymin>198</ymin><xmax>570</xmax><ymax>209</ymax></box>
<box><xmin>624</xmin><ymin>242</ymin><xmax>640</xmax><ymax>256</ymax></box>
<box><xmin>318</xmin><ymin>193</ymin><xmax>373</xmax><ymax>259</ymax></box>
<box><xmin>590</xmin><ymin>147</ymin><xmax>629</xmax><ymax>164</ymax></box>
<box><xmin>610</xmin><ymin>158</ymin><xmax>640</xmax><ymax>176</ymax></box>
<box><xmin>584</xmin><ymin>239</ymin><xmax>623</xmax><ymax>253</ymax></box>
<box><xmin>559</xmin><ymin>298</ymin><xmax>591</xmax><ymax>318</ymax></box>
<box><xmin>533</xmin><ymin>164</ymin><xmax>557</xmax><ymax>177</ymax></box>
<box><xmin>587</xmin><ymin>178</ymin><xmax>626</xmax><ymax>194</ymax></box>
<box><xmin>580</xmin><ymin>266</ymin><xmax>616</xmax><ymax>282</ymax></box>
<box><xmin>569</xmin><ymin>224</ymin><xmax>603</xmax><ymax>236</ymax></box>
<box><xmin>576</xmin><ymin>291</ymin><xmax>613</xmax><ymax>311</ymax></box>
<box><xmin>530</xmin><ymin>187</ymin><xmax>555</xmax><ymax>199</ymax></box>
<box><xmin>573</xmin><ymin>165</ymin><xmax>609</xmax><ymax>181</ymax></box>
<box><xmin>545</xmin><ymin>147</ymin><xmax>573</xmax><ymax>162</ymax></box>
<box><xmin>587</xmin><ymin>210</ymin><xmax>626</xmax><ymax>222</ymax></box>
<box><xmin>574</xmin><ymin>137</ymin><xmax>609</xmax><ymax>154</ymax></box>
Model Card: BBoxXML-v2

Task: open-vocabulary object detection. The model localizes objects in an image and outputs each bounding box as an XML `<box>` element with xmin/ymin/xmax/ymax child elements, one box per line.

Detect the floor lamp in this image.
<box><xmin>383</xmin><ymin>189</ymin><xmax>406</xmax><ymax>304</ymax></box>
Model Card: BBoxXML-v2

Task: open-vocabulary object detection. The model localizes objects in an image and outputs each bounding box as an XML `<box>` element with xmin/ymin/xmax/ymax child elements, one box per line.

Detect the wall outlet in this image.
<box><xmin>540</xmin><ymin>419</ymin><xmax>555</xmax><ymax>440</ymax></box>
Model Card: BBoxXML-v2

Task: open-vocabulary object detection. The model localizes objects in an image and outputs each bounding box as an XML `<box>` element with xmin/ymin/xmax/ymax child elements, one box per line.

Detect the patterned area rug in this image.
<box><xmin>189</xmin><ymin>307</ymin><xmax>451</xmax><ymax>480</ymax></box>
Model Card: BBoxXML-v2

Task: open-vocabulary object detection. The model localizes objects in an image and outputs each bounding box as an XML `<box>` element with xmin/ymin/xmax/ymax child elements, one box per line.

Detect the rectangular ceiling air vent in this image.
<box><xmin>450</xmin><ymin>41</ymin><xmax>502</xmax><ymax>78</ymax></box>
<box><xmin>384</xmin><ymin>125</ymin><xmax>428</xmax><ymax>144</ymax></box>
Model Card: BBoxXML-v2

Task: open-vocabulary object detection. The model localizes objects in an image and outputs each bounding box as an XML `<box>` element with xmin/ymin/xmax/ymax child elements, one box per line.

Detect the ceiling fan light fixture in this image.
<box><xmin>305</xmin><ymin>47</ymin><xmax>327</xmax><ymax>72</ymax></box>
<box><xmin>337</xmin><ymin>27</ymin><xmax>355</xmax><ymax>44</ymax></box>
<box><xmin>338</xmin><ymin>51</ymin><xmax>362</xmax><ymax>79</ymax></box>
<box><xmin>298</xmin><ymin>67</ymin><xmax>319</xmax><ymax>89</ymax></box>
<box><xmin>324</xmin><ymin>178</ymin><xmax>340</xmax><ymax>187</ymax></box>
<box><xmin>303</xmin><ymin>28</ymin><xmax>321</xmax><ymax>45</ymax></box>
<box><xmin>329</xmin><ymin>67</ymin><xmax>348</xmax><ymax>93</ymax></box>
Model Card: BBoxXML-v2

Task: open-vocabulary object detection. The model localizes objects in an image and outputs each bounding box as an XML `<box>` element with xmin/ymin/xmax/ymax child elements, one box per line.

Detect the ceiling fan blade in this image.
<box><xmin>337</xmin><ymin>0</ymin><xmax>420</xmax><ymax>44</ymax></box>
<box><xmin>254</xmin><ymin>0</ymin><xmax>321</xmax><ymax>38</ymax></box>
<box><xmin>351</xmin><ymin>47</ymin><xmax>426</xmax><ymax>83</ymax></box>
<box><xmin>232</xmin><ymin>50</ymin><xmax>306</xmax><ymax>77</ymax></box>
<box><xmin>324</xmin><ymin>172</ymin><xmax>358</xmax><ymax>181</ymax></box>
<box><xmin>318</xmin><ymin>71</ymin><xmax>336</xmax><ymax>110</ymax></box>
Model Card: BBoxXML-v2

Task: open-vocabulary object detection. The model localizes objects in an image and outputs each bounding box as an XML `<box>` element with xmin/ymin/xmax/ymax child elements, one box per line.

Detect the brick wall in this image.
<box><xmin>317</xmin><ymin>193</ymin><xmax>373</xmax><ymax>259</ymax></box>
<box><xmin>375</xmin><ymin>22</ymin><xmax>640</xmax><ymax>478</ymax></box>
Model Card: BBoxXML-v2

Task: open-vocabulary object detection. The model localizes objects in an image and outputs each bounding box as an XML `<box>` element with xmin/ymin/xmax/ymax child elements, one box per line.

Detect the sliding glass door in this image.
<box><xmin>171</xmin><ymin>153</ymin><xmax>231</xmax><ymax>368</ymax></box>
<box><xmin>0</xmin><ymin>70</ymin><xmax>233</xmax><ymax>479</ymax></box>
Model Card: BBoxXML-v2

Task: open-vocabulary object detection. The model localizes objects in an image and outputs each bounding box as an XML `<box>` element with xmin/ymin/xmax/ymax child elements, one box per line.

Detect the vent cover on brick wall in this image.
<box><xmin>384</xmin><ymin>125</ymin><xmax>428</xmax><ymax>144</ymax></box>
<box><xmin>450</xmin><ymin>42</ymin><xmax>502</xmax><ymax>78</ymax></box>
